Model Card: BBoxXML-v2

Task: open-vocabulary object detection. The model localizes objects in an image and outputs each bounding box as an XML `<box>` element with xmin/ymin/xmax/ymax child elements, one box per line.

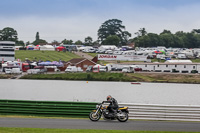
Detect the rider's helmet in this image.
<box><xmin>107</xmin><ymin>95</ymin><xmax>112</xmax><ymax>101</ymax></box>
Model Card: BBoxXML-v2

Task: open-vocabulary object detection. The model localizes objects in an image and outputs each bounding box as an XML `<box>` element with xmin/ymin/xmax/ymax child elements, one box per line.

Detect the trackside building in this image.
<box><xmin>0</xmin><ymin>41</ymin><xmax>15</xmax><ymax>62</ymax></box>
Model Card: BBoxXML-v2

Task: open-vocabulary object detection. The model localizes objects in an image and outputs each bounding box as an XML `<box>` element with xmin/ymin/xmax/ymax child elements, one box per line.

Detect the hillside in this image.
<box><xmin>15</xmin><ymin>50</ymin><xmax>80</xmax><ymax>62</ymax></box>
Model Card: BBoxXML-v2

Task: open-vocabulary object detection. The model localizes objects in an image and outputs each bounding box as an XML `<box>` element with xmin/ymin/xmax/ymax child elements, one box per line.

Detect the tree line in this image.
<box><xmin>0</xmin><ymin>19</ymin><xmax>200</xmax><ymax>48</ymax></box>
<box><xmin>132</xmin><ymin>28</ymin><xmax>200</xmax><ymax>48</ymax></box>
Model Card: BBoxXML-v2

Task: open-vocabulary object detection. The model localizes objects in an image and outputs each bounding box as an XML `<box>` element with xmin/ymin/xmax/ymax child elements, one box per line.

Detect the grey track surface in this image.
<box><xmin>0</xmin><ymin>118</ymin><xmax>200</xmax><ymax>132</ymax></box>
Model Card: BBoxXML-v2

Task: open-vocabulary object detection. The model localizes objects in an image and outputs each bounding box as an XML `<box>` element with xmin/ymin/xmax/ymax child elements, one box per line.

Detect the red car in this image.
<box><xmin>56</xmin><ymin>46</ymin><xmax>66</xmax><ymax>52</ymax></box>
<box><xmin>132</xmin><ymin>65</ymin><xmax>142</xmax><ymax>71</ymax></box>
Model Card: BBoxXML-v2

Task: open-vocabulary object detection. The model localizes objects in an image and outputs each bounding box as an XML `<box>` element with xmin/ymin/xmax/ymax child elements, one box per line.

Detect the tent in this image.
<box><xmin>160</xmin><ymin>50</ymin><xmax>166</xmax><ymax>54</ymax></box>
<box><xmin>154</xmin><ymin>50</ymin><xmax>163</xmax><ymax>54</ymax></box>
<box><xmin>40</xmin><ymin>45</ymin><xmax>55</xmax><ymax>51</ymax></box>
<box><xmin>38</xmin><ymin>61</ymin><xmax>52</xmax><ymax>66</ymax></box>
<box><xmin>50</xmin><ymin>61</ymin><xmax>64</xmax><ymax>67</ymax></box>
<box><xmin>38</xmin><ymin>61</ymin><xmax>64</xmax><ymax>67</ymax></box>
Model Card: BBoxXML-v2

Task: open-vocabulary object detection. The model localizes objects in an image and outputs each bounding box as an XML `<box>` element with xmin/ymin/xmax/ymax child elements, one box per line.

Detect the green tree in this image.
<box><xmin>135</xmin><ymin>28</ymin><xmax>147</xmax><ymax>37</ymax></box>
<box><xmin>0</xmin><ymin>27</ymin><xmax>18</xmax><ymax>41</ymax></box>
<box><xmin>185</xmin><ymin>33</ymin><xmax>199</xmax><ymax>48</ymax></box>
<box><xmin>134</xmin><ymin>33</ymin><xmax>160</xmax><ymax>47</ymax></box>
<box><xmin>93</xmin><ymin>40</ymin><xmax>100</xmax><ymax>46</ymax></box>
<box><xmin>159</xmin><ymin>33</ymin><xmax>175</xmax><ymax>48</ymax></box>
<box><xmin>32</xmin><ymin>32</ymin><xmax>47</xmax><ymax>45</ymax></box>
<box><xmin>98</xmin><ymin>19</ymin><xmax>131</xmax><ymax>46</ymax></box>
<box><xmin>160</xmin><ymin>29</ymin><xmax>172</xmax><ymax>35</ymax></box>
<box><xmin>62</xmin><ymin>39</ymin><xmax>73</xmax><ymax>44</ymax></box>
<box><xmin>26</xmin><ymin>41</ymin><xmax>30</xmax><ymax>46</ymax></box>
<box><xmin>103</xmin><ymin>35</ymin><xmax>120</xmax><ymax>46</ymax></box>
<box><xmin>32</xmin><ymin>39</ymin><xmax>47</xmax><ymax>46</ymax></box>
<box><xmin>175</xmin><ymin>31</ymin><xmax>200</xmax><ymax>48</ymax></box>
<box><xmin>51</xmin><ymin>40</ymin><xmax>60</xmax><ymax>45</ymax></box>
<box><xmin>16</xmin><ymin>40</ymin><xmax>25</xmax><ymax>46</ymax></box>
<box><xmin>84</xmin><ymin>36</ymin><xmax>93</xmax><ymax>46</ymax></box>
<box><xmin>75</xmin><ymin>40</ymin><xmax>83</xmax><ymax>45</ymax></box>
<box><xmin>36</xmin><ymin>32</ymin><xmax>40</xmax><ymax>40</ymax></box>
<box><xmin>193</xmin><ymin>29</ymin><xmax>200</xmax><ymax>34</ymax></box>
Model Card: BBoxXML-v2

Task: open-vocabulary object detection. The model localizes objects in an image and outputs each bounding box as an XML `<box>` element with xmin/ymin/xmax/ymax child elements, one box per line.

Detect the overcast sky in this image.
<box><xmin>0</xmin><ymin>0</ymin><xmax>200</xmax><ymax>43</ymax></box>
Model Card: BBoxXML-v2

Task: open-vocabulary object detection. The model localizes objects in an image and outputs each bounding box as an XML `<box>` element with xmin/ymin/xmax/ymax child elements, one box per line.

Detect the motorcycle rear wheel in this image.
<box><xmin>117</xmin><ymin>112</ymin><xmax>128</xmax><ymax>122</ymax></box>
<box><xmin>89</xmin><ymin>112</ymin><xmax>101</xmax><ymax>121</ymax></box>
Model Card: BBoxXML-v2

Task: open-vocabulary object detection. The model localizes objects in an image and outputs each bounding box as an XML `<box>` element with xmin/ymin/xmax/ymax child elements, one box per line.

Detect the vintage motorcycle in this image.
<box><xmin>89</xmin><ymin>102</ymin><xmax>129</xmax><ymax>122</ymax></box>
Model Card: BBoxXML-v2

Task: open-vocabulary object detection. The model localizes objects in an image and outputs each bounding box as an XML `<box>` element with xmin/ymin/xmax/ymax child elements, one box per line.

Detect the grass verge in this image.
<box><xmin>20</xmin><ymin>72</ymin><xmax>200</xmax><ymax>84</ymax></box>
<box><xmin>20</xmin><ymin>73</ymin><xmax>132</xmax><ymax>82</ymax></box>
<box><xmin>0</xmin><ymin>127</ymin><xmax>198</xmax><ymax>133</ymax></box>
<box><xmin>0</xmin><ymin>74</ymin><xmax>12</xmax><ymax>79</ymax></box>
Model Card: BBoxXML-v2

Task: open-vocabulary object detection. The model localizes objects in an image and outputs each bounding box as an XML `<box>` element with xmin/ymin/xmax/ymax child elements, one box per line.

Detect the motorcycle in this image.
<box><xmin>89</xmin><ymin>102</ymin><xmax>129</xmax><ymax>122</ymax></box>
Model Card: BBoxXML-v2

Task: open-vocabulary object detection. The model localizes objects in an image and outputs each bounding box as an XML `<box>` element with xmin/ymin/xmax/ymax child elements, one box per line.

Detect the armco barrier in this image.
<box><xmin>0</xmin><ymin>99</ymin><xmax>97</xmax><ymax>118</ymax></box>
<box><xmin>119</xmin><ymin>103</ymin><xmax>200</xmax><ymax>121</ymax></box>
<box><xmin>1</xmin><ymin>100</ymin><xmax>200</xmax><ymax>121</ymax></box>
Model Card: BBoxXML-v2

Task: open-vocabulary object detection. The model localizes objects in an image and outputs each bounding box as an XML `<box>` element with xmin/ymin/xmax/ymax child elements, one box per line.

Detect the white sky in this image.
<box><xmin>0</xmin><ymin>0</ymin><xmax>200</xmax><ymax>43</ymax></box>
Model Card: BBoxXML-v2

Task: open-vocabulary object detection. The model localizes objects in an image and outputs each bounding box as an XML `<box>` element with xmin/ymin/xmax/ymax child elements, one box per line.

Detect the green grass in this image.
<box><xmin>20</xmin><ymin>73</ymin><xmax>132</xmax><ymax>82</ymax></box>
<box><xmin>0</xmin><ymin>127</ymin><xmax>198</xmax><ymax>133</ymax></box>
<box><xmin>0</xmin><ymin>74</ymin><xmax>12</xmax><ymax>79</ymax></box>
<box><xmin>87</xmin><ymin>53</ymin><xmax>98</xmax><ymax>57</ymax></box>
<box><xmin>20</xmin><ymin>72</ymin><xmax>200</xmax><ymax>84</ymax></box>
<box><xmin>15</xmin><ymin>50</ymin><xmax>80</xmax><ymax>62</ymax></box>
<box><xmin>190</xmin><ymin>58</ymin><xmax>200</xmax><ymax>63</ymax></box>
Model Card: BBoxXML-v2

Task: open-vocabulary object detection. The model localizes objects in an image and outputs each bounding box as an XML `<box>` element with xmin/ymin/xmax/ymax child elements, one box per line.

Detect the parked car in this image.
<box><xmin>99</xmin><ymin>66</ymin><xmax>108</xmax><ymax>72</ymax></box>
<box><xmin>11</xmin><ymin>68</ymin><xmax>22</xmax><ymax>74</ymax></box>
<box><xmin>105</xmin><ymin>50</ymin><xmax>113</xmax><ymax>54</ymax></box>
<box><xmin>44</xmin><ymin>66</ymin><xmax>60</xmax><ymax>72</ymax></box>
<box><xmin>96</xmin><ymin>49</ymin><xmax>105</xmax><ymax>53</ymax></box>
<box><xmin>86</xmin><ymin>66</ymin><xmax>93</xmax><ymax>72</ymax></box>
<box><xmin>122</xmin><ymin>66</ymin><xmax>135</xmax><ymax>73</ymax></box>
<box><xmin>5</xmin><ymin>68</ymin><xmax>12</xmax><ymax>74</ymax></box>
<box><xmin>131</xmin><ymin>65</ymin><xmax>142</xmax><ymax>71</ymax></box>
<box><xmin>88</xmin><ymin>48</ymin><xmax>96</xmax><ymax>53</ymax></box>
<box><xmin>27</xmin><ymin>69</ymin><xmax>41</xmax><ymax>74</ymax></box>
<box><xmin>33</xmin><ymin>66</ymin><xmax>47</xmax><ymax>73</ymax></box>
<box><xmin>65</xmin><ymin>66</ymin><xmax>83</xmax><ymax>73</ymax></box>
<box><xmin>56</xmin><ymin>46</ymin><xmax>66</xmax><ymax>52</ymax></box>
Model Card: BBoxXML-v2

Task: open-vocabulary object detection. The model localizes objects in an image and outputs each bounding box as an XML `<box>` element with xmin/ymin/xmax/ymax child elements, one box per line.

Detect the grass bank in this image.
<box><xmin>127</xmin><ymin>73</ymin><xmax>200</xmax><ymax>83</ymax></box>
<box><xmin>0</xmin><ymin>74</ymin><xmax>12</xmax><ymax>79</ymax></box>
<box><xmin>15</xmin><ymin>50</ymin><xmax>80</xmax><ymax>62</ymax></box>
<box><xmin>20</xmin><ymin>73</ymin><xmax>132</xmax><ymax>82</ymax></box>
<box><xmin>0</xmin><ymin>127</ymin><xmax>198</xmax><ymax>133</ymax></box>
<box><xmin>20</xmin><ymin>72</ymin><xmax>200</xmax><ymax>84</ymax></box>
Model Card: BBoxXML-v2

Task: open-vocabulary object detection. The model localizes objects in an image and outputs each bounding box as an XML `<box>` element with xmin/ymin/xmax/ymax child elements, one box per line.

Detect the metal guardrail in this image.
<box><xmin>1</xmin><ymin>100</ymin><xmax>200</xmax><ymax>121</ymax></box>
<box><xmin>119</xmin><ymin>103</ymin><xmax>200</xmax><ymax>121</ymax></box>
<box><xmin>0</xmin><ymin>99</ymin><xmax>96</xmax><ymax>118</ymax></box>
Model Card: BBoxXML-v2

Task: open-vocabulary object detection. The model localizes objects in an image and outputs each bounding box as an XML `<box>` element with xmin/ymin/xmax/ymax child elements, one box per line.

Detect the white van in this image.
<box><xmin>177</xmin><ymin>53</ymin><xmax>186</xmax><ymax>59</ymax></box>
<box><xmin>65</xmin><ymin>66</ymin><xmax>83</xmax><ymax>73</ymax></box>
<box><xmin>122</xmin><ymin>66</ymin><xmax>135</xmax><ymax>73</ymax></box>
<box><xmin>5</xmin><ymin>69</ymin><xmax>12</xmax><ymax>74</ymax></box>
<box><xmin>27</xmin><ymin>69</ymin><xmax>40</xmax><ymax>74</ymax></box>
<box><xmin>11</xmin><ymin>68</ymin><xmax>22</xmax><ymax>74</ymax></box>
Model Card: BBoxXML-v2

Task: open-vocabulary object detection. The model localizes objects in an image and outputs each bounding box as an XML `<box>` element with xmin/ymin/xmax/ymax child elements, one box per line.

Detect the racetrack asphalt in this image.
<box><xmin>0</xmin><ymin>117</ymin><xmax>200</xmax><ymax>132</ymax></box>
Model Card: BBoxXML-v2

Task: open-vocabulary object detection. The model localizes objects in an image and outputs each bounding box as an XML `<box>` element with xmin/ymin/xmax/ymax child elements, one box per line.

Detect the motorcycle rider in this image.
<box><xmin>105</xmin><ymin>95</ymin><xmax>118</xmax><ymax>117</ymax></box>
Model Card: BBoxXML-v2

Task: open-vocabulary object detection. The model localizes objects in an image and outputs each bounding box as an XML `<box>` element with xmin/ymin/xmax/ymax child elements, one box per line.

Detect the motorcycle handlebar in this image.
<box><xmin>102</xmin><ymin>101</ymin><xmax>108</xmax><ymax>104</ymax></box>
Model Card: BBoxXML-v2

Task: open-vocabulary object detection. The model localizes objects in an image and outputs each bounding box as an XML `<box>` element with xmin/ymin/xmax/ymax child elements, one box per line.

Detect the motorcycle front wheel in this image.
<box><xmin>117</xmin><ymin>112</ymin><xmax>128</xmax><ymax>122</ymax></box>
<box><xmin>89</xmin><ymin>112</ymin><xmax>101</xmax><ymax>121</ymax></box>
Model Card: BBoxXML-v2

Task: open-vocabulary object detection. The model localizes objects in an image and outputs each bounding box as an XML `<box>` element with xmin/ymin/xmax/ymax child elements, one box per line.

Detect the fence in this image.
<box><xmin>0</xmin><ymin>99</ymin><xmax>96</xmax><ymax>118</ymax></box>
<box><xmin>120</xmin><ymin>103</ymin><xmax>200</xmax><ymax>121</ymax></box>
<box><xmin>1</xmin><ymin>100</ymin><xmax>200</xmax><ymax>121</ymax></box>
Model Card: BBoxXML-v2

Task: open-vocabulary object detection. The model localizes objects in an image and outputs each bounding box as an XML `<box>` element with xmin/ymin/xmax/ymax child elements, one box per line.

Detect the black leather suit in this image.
<box><xmin>105</xmin><ymin>97</ymin><xmax>119</xmax><ymax>114</ymax></box>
